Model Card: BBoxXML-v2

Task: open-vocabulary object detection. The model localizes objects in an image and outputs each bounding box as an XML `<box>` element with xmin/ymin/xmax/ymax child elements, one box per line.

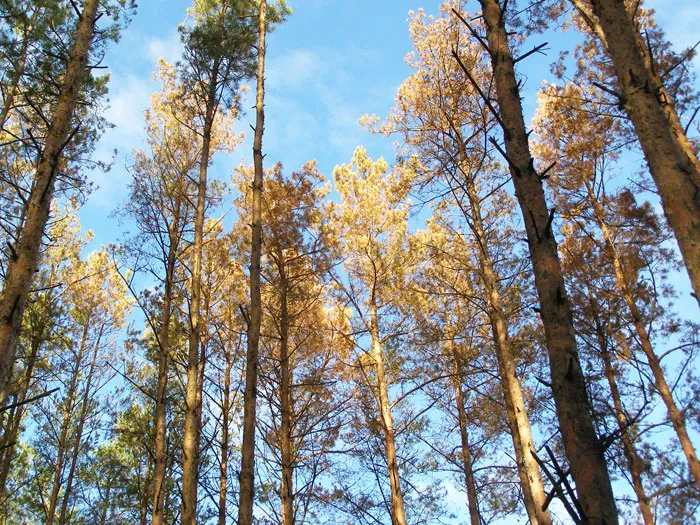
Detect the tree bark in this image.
<box><xmin>58</xmin><ymin>326</ymin><xmax>104</xmax><ymax>524</ymax></box>
<box><xmin>475</xmin><ymin>1</ymin><xmax>618</xmax><ymax>522</ymax></box>
<box><xmin>46</xmin><ymin>323</ymin><xmax>90</xmax><ymax>525</ymax></box>
<box><xmin>238</xmin><ymin>2</ymin><xmax>267</xmax><ymax>524</ymax></box>
<box><xmin>369</xmin><ymin>302</ymin><xmax>407</xmax><ymax>525</ymax></box>
<box><xmin>450</xmin><ymin>343</ymin><xmax>481</xmax><ymax>525</ymax></box>
<box><xmin>181</xmin><ymin>54</ymin><xmax>220</xmax><ymax>525</ymax></box>
<box><xmin>586</xmin><ymin>0</ymin><xmax>700</xmax><ymax>305</ymax></box>
<box><xmin>218</xmin><ymin>340</ymin><xmax>233</xmax><ymax>525</ymax></box>
<box><xmin>152</xmin><ymin>226</ymin><xmax>178</xmax><ymax>525</ymax></box>
<box><xmin>585</xmin><ymin>180</ymin><xmax>700</xmax><ymax>490</ymax></box>
<box><xmin>0</xmin><ymin>0</ymin><xmax>100</xmax><ymax>408</ymax></box>
<box><xmin>279</xmin><ymin>268</ymin><xmax>295</xmax><ymax>525</ymax></box>
<box><xmin>453</xmin><ymin>152</ymin><xmax>550</xmax><ymax>525</ymax></box>
<box><xmin>589</xmin><ymin>302</ymin><xmax>653</xmax><ymax>525</ymax></box>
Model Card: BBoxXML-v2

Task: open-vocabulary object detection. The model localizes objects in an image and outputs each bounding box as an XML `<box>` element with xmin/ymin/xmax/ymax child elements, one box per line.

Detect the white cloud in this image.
<box><xmin>145</xmin><ymin>31</ymin><xmax>183</xmax><ymax>67</ymax></box>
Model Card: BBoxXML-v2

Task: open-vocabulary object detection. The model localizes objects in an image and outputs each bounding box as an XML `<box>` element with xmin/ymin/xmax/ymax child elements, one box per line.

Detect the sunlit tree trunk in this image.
<box><xmin>238</xmin><ymin>2</ymin><xmax>267</xmax><ymax>523</ymax></box>
<box><xmin>218</xmin><ymin>340</ymin><xmax>233</xmax><ymax>525</ymax></box>
<box><xmin>453</xmin><ymin>149</ymin><xmax>550</xmax><ymax>525</ymax></box>
<box><xmin>583</xmin><ymin>0</ymin><xmax>700</xmax><ymax>305</ymax></box>
<box><xmin>152</xmin><ymin>229</ymin><xmax>178</xmax><ymax>525</ymax></box>
<box><xmin>0</xmin><ymin>0</ymin><xmax>100</xmax><ymax>409</ymax></box>
<box><xmin>181</xmin><ymin>56</ymin><xmax>219</xmax><ymax>525</ymax></box>
<box><xmin>475</xmin><ymin>1</ymin><xmax>617</xmax><ymax>521</ymax></box>
<box><xmin>584</xmin><ymin>180</ymin><xmax>700</xmax><ymax>490</ymax></box>
<box><xmin>369</xmin><ymin>302</ymin><xmax>407</xmax><ymax>525</ymax></box>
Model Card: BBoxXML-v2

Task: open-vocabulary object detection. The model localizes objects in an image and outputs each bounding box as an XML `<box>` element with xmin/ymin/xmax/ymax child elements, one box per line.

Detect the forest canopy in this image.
<box><xmin>0</xmin><ymin>0</ymin><xmax>699</xmax><ymax>524</ymax></box>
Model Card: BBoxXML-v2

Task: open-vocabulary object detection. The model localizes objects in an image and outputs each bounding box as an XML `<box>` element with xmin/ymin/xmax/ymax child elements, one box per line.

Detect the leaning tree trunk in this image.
<box><xmin>369</xmin><ymin>301</ymin><xmax>407</xmax><ymax>525</ymax></box>
<box><xmin>0</xmin><ymin>0</ymin><xmax>101</xmax><ymax>409</ymax></box>
<box><xmin>589</xmin><ymin>302</ymin><xmax>654</xmax><ymax>525</ymax></box>
<box><xmin>585</xmin><ymin>0</ymin><xmax>700</xmax><ymax>305</ymax></box>
<box><xmin>238</xmin><ymin>2</ymin><xmax>267</xmax><ymax>524</ymax></box>
<box><xmin>46</xmin><ymin>323</ymin><xmax>90</xmax><ymax>525</ymax></box>
<box><xmin>451</xmin><ymin>152</ymin><xmax>550</xmax><ymax>525</ymax></box>
<box><xmin>58</xmin><ymin>326</ymin><xmax>104</xmax><ymax>525</ymax></box>
<box><xmin>472</xmin><ymin>1</ymin><xmax>618</xmax><ymax>522</ymax></box>
<box><xmin>585</xmin><ymin>181</ymin><xmax>700</xmax><ymax>490</ymax></box>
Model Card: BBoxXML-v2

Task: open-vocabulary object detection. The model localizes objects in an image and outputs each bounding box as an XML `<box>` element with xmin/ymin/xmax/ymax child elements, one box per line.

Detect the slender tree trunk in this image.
<box><xmin>585</xmin><ymin>181</ymin><xmax>700</xmax><ymax>490</ymax></box>
<box><xmin>588</xmin><ymin>303</ymin><xmax>653</xmax><ymax>525</ymax></box>
<box><xmin>152</xmin><ymin>246</ymin><xmax>175</xmax><ymax>525</ymax></box>
<box><xmin>58</xmin><ymin>327</ymin><xmax>103</xmax><ymax>524</ymax></box>
<box><xmin>450</xmin><ymin>343</ymin><xmax>480</xmax><ymax>525</ymax></box>
<box><xmin>473</xmin><ymin>1</ymin><xmax>618</xmax><ymax>522</ymax></box>
<box><xmin>238</xmin><ymin>3</ymin><xmax>267</xmax><ymax>524</ymax></box>
<box><xmin>0</xmin><ymin>322</ymin><xmax>45</xmax><ymax>506</ymax></box>
<box><xmin>369</xmin><ymin>302</ymin><xmax>407</xmax><ymax>525</ymax></box>
<box><xmin>0</xmin><ymin>7</ymin><xmax>39</xmax><ymax>130</ymax></box>
<box><xmin>141</xmin><ymin>456</ymin><xmax>152</xmax><ymax>525</ymax></box>
<box><xmin>279</xmin><ymin>269</ymin><xmax>294</xmax><ymax>525</ymax></box>
<box><xmin>218</xmin><ymin>344</ymin><xmax>233</xmax><ymax>525</ymax></box>
<box><xmin>0</xmin><ymin>0</ymin><xmax>101</xmax><ymax>408</ymax></box>
<box><xmin>453</xmin><ymin>158</ymin><xmax>550</xmax><ymax>525</ymax></box>
<box><xmin>584</xmin><ymin>0</ymin><xmax>700</xmax><ymax>305</ymax></box>
<box><xmin>46</xmin><ymin>323</ymin><xmax>90</xmax><ymax>525</ymax></box>
<box><xmin>181</xmin><ymin>59</ymin><xmax>219</xmax><ymax>525</ymax></box>
<box><xmin>98</xmin><ymin>481</ymin><xmax>112</xmax><ymax>525</ymax></box>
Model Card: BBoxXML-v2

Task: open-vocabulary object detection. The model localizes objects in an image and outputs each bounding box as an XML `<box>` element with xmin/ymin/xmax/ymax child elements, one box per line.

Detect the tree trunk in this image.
<box><xmin>585</xmin><ymin>181</ymin><xmax>700</xmax><ymax>490</ymax></box>
<box><xmin>46</xmin><ymin>323</ymin><xmax>90</xmax><ymax>525</ymax></box>
<box><xmin>218</xmin><ymin>342</ymin><xmax>233</xmax><ymax>525</ymax></box>
<box><xmin>152</xmin><ymin>241</ymin><xmax>176</xmax><ymax>525</ymax></box>
<box><xmin>0</xmin><ymin>7</ymin><xmax>40</xmax><ymax>130</ymax></box>
<box><xmin>57</xmin><ymin>326</ymin><xmax>104</xmax><ymax>524</ymax></box>
<box><xmin>0</xmin><ymin>318</ymin><xmax>45</xmax><ymax>507</ymax></box>
<box><xmin>279</xmin><ymin>268</ymin><xmax>294</xmax><ymax>525</ymax></box>
<box><xmin>589</xmin><ymin>302</ymin><xmax>653</xmax><ymax>525</ymax></box>
<box><xmin>0</xmin><ymin>0</ymin><xmax>101</xmax><ymax>408</ymax></box>
<box><xmin>586</xmin><ymin>0</ymin><xmax>700</xmax><ymax>305</ymax></box>
<box><xmin>181</xmin><ymin>57</ymin><xmax>219</xmax><ymax>525</ymax></box>
<box><xmin>474</xmin><ymin>1</ymin><xmax>618</xmax><ymax>522</ymax></box>
<box><xmin>450</xmin><ymin>343</ymin><xmax>480</xmax><ymax>525</ymax></box>
<box><xmin>452</xmin><ymin>155</ymin><xmax>550</xmax><ymax>525</ymax></box>
<box><xmin>369</xmin><ymin>302</ymin><xmax>407</xmax><ymax>525</ymax></box>
<box><xmin>238</xmin><ymin>2</ymin><xmax>267</xmax><ymax>524</ymax></box>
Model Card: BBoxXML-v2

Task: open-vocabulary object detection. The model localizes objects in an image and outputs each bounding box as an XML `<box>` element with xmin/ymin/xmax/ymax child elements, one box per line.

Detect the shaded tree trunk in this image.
<box><xmin>450</xmin><ymin>343</ymin><xmax>481</xmax><ymax>525</ymax></box>
<box><xmin>0</xmin><ymin>0</ymin><xmax>101</xmax><ymax>407</ymax></box>
<box><xmin>589</xmin><ymin>301</ymin><xmax>653</xmax><ymax>525</ymax></box>
<box><xmin>238</xmin><ymin>2</ymin><xmax>267</xmax><ymax>524</ymax></box>
<box><xmin>279</xmin><ymin>269</ymin><xmax>294</xmax><ymax>525</ymax></box>
<box><xmin>472</xmin><ymin>1</ymin><xmax>618</xmax><ymax>521</ymax></box>
<box><xmin>57</xmin><ymin>326</ymin><xmax>104</xmax><ymax>524</ymax></box>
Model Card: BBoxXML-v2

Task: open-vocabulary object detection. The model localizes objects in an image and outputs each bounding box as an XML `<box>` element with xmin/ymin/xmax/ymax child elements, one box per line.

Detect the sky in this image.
<box><xmin>81</xmin><ymin>0</ymin><xmax>700</xmax><ymax>250</ymax></box>
<box><xmin>75</xmin><ymin>1</ymin><xmax>699</xmax><ymax>522</ymax></box>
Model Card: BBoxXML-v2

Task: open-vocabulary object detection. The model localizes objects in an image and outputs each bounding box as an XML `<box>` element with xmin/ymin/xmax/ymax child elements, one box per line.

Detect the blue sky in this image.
<box><xmin>82</xmin><ymin>0</ymin><xmax>700</xmax><ymax>248</ymax></box>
